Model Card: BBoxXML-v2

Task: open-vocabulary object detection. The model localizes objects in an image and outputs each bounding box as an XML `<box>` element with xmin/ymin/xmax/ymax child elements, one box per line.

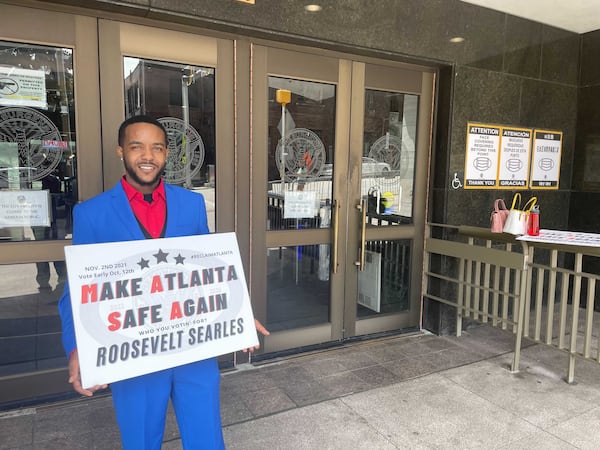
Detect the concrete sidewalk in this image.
<box><xmin>3</xmin><ymin>326</ymin><xmax>600</xmax><ymax>449</ymax></box>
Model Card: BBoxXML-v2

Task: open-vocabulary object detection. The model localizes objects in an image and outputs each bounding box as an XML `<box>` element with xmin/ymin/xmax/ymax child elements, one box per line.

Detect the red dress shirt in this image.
<box><xmin>120</xmin><ymin>177</ymin><xmax>167</xmax><ymax>238</ymax></box>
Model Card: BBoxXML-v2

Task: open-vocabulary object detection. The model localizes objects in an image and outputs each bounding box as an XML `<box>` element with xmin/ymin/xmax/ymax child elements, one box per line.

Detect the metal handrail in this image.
<box><xmin>423</xmin><ymin>223</ymin><xmax>600</xmax><ymax>383</ymax></box>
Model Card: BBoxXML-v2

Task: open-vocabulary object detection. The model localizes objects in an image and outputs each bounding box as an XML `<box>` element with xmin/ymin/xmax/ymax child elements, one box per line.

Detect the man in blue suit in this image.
<box><xmin>59</xmin><ymin>115</ymin><xmax>267</xmax><ymax>449</ymax></box>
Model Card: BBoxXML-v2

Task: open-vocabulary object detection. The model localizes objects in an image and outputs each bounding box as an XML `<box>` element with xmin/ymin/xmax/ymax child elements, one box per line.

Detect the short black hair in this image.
<box><xmin>118</xmin><ymin>115</ymin><xmax>168</xmax><ymax>147</ymax></box>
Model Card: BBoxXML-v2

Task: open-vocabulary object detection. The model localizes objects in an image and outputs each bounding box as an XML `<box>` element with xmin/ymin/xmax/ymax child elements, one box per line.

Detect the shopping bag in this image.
<box><xmin>520</xmin><ymin>197</ymin><xmax>538</xmax><ymax>233</ymax></box>
<box><xmin>503</xmin><ymin>193</ymin><xmax>537</xmax><ymax>235</ymax></box>
<box><xmin>490</xmin><ymin>199</ymin><xmax>509</xmax><ymax>233</ymax></box>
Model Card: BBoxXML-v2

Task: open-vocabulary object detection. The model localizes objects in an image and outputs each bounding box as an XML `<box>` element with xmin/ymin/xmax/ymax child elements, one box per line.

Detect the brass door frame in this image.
<box><xmin>0</xmin><ymin>4</ymin><xmax>102</xmax><ymax>405</ymax></box>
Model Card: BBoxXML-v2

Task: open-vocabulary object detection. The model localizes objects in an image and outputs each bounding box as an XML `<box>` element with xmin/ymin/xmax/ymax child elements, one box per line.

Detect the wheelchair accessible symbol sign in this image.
<box><xmin>451</xmin><ymin>172</ymin><xmax>463</xmax><ymax>190</ymax></box>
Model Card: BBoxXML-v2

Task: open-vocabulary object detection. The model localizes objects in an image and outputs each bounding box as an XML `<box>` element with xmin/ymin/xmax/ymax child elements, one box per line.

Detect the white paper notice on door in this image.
<box><xmin>0</xmin><ymin>190</ymin><xmax>51</xmax><ymax>227</ymax></box>
<box><xmin>284</xmin><ymin>190</ymin><xmax>318</xmax><ymax>219</ymax></box>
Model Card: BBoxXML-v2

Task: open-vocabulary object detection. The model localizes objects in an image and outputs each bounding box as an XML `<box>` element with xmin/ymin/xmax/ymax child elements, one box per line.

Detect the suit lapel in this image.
<box><xmin>164</xmin><ymin>184</ymin><xmax>176</xmax><ymax>238</ymax></box>
<box><xmin>109</xmin><ymin>182</ymin><xmax>146</xmax><ymax>240</ymax></box>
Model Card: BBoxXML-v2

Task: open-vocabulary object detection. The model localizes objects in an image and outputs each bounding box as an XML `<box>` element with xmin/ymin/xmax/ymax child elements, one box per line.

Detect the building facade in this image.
<box><xmin>0</xmin><ymin>0</ymin><xmax>597</xmax><ymax>408</ymax></box>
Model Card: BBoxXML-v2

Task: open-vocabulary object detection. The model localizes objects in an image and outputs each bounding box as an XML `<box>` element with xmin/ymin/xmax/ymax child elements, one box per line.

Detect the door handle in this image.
<box><xmin>355</xmin><ymin>198</ymin><xmax>367</xmax><ymax>271</ymax></box>
<box><xmin>332</xmin><ymin>199</ymin><xmax>340</xmax><ymax>274</ymax></box>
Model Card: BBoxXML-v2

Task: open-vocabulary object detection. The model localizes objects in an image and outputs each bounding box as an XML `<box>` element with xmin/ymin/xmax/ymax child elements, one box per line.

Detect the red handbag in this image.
<box><xmin>490</xmin><ymin>199</ymin><xmax>509</xmax><ymax>233</ymax></box>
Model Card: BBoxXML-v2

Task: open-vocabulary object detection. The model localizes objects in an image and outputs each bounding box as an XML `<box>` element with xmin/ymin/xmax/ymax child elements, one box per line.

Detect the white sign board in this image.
<box><xmin>0</xmin><ymin>67</ymin><xmax>47</xmax><ymax>108</ymax></box>
<box><xmin>284</xmin><ymin>190</ymin><xmax>318</xmax><ymax>219</ymax></box>
<box><xmin>465</xmin><ymin>123</ymin><xmax>500</xmax><ymax>188</ymax></box>
<box><xmin>65</xmin><ymin>233</ymin><xmax>258</xmax><ymax>389</ymax></box>
<box><xmin>530</xmin><ymin>130</ymin><xmax>562</xmax><ymax>189</ymax></box>
<box><xmin>0</xmin><ymin>190</ymin><xmax>51</xmax><ymax>227</ymax></box>
<box><xmin>498</xmin><ymin>128</ymin><xmax>531</xmax><ymax>188</ymax></box>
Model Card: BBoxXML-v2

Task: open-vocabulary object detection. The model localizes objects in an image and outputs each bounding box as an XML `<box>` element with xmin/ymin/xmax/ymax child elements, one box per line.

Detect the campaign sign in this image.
<box><xmin>65</xmin><ymin>233</ymin><xmax>258</xmax><ymax>389</ymax></box>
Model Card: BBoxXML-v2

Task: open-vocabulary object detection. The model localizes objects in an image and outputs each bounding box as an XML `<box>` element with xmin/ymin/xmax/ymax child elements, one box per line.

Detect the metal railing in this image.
<box><xmin>424</xmin><ymin>223</ymin><xmax>600</xmax><ymax>383</ymax></box>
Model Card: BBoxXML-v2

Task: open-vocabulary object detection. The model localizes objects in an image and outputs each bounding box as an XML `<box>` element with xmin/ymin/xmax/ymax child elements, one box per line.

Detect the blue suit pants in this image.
<box><xmin>110</xmin><ymin>358</ymin><xmax>225</xmax><ymax>449</ymax></box>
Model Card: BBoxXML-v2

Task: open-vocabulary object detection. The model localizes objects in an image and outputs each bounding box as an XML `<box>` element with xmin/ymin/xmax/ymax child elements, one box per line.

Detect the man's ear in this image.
<box><xmin>117</xmin><ymin>146</ymin><xmax>124</xmax><ymax>159</ymax></box>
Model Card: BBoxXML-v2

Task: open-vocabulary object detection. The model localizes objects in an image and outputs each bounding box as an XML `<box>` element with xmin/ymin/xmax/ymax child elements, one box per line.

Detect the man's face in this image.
<box><xmin>117</xmin><ymin>122</ymin><xmax>169</xmax><ymax>194</ymax></box>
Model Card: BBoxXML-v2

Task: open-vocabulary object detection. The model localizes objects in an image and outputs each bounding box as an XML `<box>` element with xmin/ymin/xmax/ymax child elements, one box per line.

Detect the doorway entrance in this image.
<box><xmin>251</xmin><ymin>46</ymin><xmax>435</xmax><ymax>353</ymax></box>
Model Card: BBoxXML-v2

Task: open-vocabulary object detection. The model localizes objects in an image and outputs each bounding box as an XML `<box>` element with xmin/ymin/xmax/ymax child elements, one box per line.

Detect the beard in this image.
<box><xmin>123</xmin><ymin>158</ymin><xmax>166</xmax><ymax>189</ymax></box>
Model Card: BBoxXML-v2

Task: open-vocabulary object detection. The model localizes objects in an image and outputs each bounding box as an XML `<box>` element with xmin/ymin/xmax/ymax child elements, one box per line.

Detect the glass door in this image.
<box><xmin>252</xmin><ymin>46</ymin><xmax>434</xmax><ymax>353</ymax></box>
<box><xmin>348</xmin><ymin>62</ymin><xmax>434</xmax><ymax>338</ymax></box>
<box><xmin>265</xmin><ymin>74</ymin><xmax>337</xmax><ymax>331</ymax></box>
<box><xmin>252</xmin><ymin>47</ymin><xmax>347</xmax><ymax>351</ymax></box>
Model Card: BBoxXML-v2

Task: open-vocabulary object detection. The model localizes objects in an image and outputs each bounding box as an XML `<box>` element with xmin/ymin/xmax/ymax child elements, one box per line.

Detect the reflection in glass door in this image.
<box><xmin>0</xmin><ymin>41</ymin><xmax>78</xmax><ymax>242</ymax></box>
<box><xmin>122</xmin><ymin>57</ymin><xmax>216</xmax><ymax>231</ymax></box>
<box><xmin>357</xmin><ymin>89</ymin><xmax>419</xmax><ymax>320</ymax></box>
<box><xmin>0</xmin><ymin>40</ymin><xmax>78</xmax><ymax>406</ymax></box>
<box><xmin>266</xmin><ymin>76</ymin><xmax>336</xmax><ymax>332</ymax></box>
<box><xmin>362</xmin><ymin>90</ymin><xmax>418</xmax><ymax>221</ymax></box>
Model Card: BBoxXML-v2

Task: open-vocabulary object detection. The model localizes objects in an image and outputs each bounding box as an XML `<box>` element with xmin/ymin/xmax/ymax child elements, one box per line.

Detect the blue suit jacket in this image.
<box><xmin>58</xmin><ymin>181</ymin><xmax>210</xmax><ymax>355</ymax></box>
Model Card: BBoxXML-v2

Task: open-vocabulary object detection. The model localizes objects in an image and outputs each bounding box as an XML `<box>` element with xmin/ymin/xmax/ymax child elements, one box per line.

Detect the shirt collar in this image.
<box><xmin>121</xmin><ymin>176</ymin><xmax>166</xmax><ymax>203</ymax></box>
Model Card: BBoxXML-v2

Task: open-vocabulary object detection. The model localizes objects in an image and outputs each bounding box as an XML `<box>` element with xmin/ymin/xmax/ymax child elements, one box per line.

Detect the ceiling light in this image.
<box><xmin>305</xmin><ymin>4</ymin><xmax>322</xmax><ymax>12</ymax></box>
<box><xmin>449</xmin><ymin>36</ymin><xmax>465</xmax><ymax>43</ymax></box>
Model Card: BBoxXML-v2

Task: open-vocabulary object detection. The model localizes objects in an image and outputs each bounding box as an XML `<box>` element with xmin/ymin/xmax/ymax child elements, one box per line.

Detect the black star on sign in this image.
<box><xmin>174</xmin><ymin>253</ymin><xmax>186</xmax><ymax>265</ymax></box>
<box><xmin>153</xmin><ymin>249</ymin><xmax>169</xmax><ymax>263</ymax></box>
<box><xmin>137</xmin><ymin>257</ymin><xmax>150</xmax><ymax>269</ymax></box>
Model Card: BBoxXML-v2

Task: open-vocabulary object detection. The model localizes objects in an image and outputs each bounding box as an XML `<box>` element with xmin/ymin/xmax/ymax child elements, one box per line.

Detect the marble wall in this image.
<box><xmin>566</xmin><ymin>29</ymin><xmax>600</xmax><ymax>306</ymax></box>
<box><xmin>572</xmin><ymin>29</ymin><xmax>600</xmax><ymax>230</ymax></box>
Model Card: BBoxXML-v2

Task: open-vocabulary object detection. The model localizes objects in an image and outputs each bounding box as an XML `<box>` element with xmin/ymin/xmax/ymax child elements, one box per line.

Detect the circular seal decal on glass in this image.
<box><xmin>158</xmin><ymin>117</ymin><xmax>205</xmax><ymax>185</ymax></box>
<box><xmin>368</xmin><ymin>133</ymin><xmax>416</xmax><ymax>179</ymax></box>
<box><xmin>275</xmin><ymin>128</ymin><xmax>326</xmax><ymax>182</ymax></box>
<box><xmin>0</xmin><ymin>106</ymin><xmax>63</xmax><ymax>182</ymax></box>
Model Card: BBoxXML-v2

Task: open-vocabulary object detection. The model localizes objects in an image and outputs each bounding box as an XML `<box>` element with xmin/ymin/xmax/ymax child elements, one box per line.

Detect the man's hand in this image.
<box><xmin>242</xmin><ymin>319</ymin><xmax>270</xmax><ymax>353</ymax></box>
<box><xmin>68</xmin><ymin>350</ymin><xmax>108</xmax><ymax>396</ymax></box>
